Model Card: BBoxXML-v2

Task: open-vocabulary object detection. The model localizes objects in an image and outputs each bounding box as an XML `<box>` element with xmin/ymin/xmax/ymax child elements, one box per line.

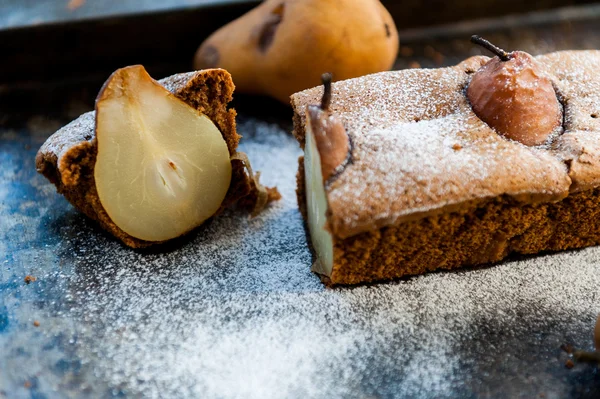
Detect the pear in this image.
<box><xmin>194</xmin><ymin>0</ymin><xmax>399</xmax><ymax>103</ymax></box>
<box><xmin>467</xmin><ymin>35</ymin><xmax>563</xmax><ymax>146</ymax></box>
<box><xmin>303</xmin><ymin>73</ymin><xmax>349</xmax><ymax>276</ymax></box>
<box><xmin>94</xmin><ymin>66</ymin><xmax>233</xmax><ymax>242</ymax></box>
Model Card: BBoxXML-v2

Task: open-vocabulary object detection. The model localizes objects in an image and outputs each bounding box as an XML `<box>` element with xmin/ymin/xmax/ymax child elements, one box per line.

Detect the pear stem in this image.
<box><xmin>320</xmin><ymin>72</ymin><xmax>332</xmax><ymax>111</ymax></box>
<box><xmin>471</xmin><ymin>35</ymin><xmax>511</xmax><ymax>62</ymax></box>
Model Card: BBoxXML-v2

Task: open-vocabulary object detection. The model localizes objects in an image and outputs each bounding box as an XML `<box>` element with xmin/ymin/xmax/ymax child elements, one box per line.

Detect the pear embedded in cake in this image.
<box><xmin>304</xmin><ymin>122</ymin><xmax>334</xmax><ymax>276</ymax></box>
<box><xmin>94</xmin><ymin>66</ymin><xmax>232</xmax><ymax>242</ymax></box>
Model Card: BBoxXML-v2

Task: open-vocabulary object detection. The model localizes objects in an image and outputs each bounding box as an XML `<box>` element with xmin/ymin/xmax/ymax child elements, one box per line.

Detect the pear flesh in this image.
<box><xmin>304</xmin><ymin>122</ymin><xmax>334</xmax><ymax>277</ymax></box>
<box><xmin>95</xmin><ymin>66</ymin><xmax>232</xmax><ymax>242</ymax></box>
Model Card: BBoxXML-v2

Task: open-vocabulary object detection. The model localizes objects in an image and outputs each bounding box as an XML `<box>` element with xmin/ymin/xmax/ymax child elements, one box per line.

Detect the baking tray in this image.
<box><xmin>2</xmin><ymin>2</ymin><xmax>600</xmax><ymax>398</ymax></box>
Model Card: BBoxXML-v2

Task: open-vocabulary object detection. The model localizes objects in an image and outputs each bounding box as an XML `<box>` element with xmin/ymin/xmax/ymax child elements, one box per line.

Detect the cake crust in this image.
<box><xmin>292</xmin><ymin>50</ymin><xmax>600</xmax><ymax>285</ymax></box>
<box><xmin>36</xmin><ymin>68</ymin><xmax>279</xmax><ymax>248</ymax></box>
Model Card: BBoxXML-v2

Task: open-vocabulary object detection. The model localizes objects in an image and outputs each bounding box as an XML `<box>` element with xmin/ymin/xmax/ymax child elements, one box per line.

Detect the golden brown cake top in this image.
<box><xmin>291</xmin><ymin>50</ymin><xmax>600</xmax><ymax>239</ymax></box>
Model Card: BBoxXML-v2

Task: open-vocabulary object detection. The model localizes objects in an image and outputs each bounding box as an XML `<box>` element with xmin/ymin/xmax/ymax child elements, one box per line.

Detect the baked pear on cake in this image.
<box><xmin>36</xmin><ymin>66</ymin><xmax>280</xmax><ymax>248</ymax></box>
<box><xmin>467</xmin><ymin>36</ymin><xmax>563</xmax><ymax>146</ymax></box>
<box><xmin>292</xmin><ymin>47</ymin><xmax>600</xmax><ymax>285</ymax></box>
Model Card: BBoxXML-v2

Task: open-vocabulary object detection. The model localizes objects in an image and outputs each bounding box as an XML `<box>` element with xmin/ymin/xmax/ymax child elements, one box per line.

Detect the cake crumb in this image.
<box><xmin>33</xmin><ymin>320</ymin><xmax>40</xmax><ymax>327</ymax></box>
<box><xmin>24</xmin><ymin>275</ymin><xmax>36</xmax><ymax>284</ymax></box>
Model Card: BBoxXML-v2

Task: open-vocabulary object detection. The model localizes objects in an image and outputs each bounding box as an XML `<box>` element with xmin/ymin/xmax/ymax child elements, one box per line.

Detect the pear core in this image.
<box><xmin>304</xmin><ymin>121</ymin><xmax>334</xmax><ymax>277</ymax></box>
<box><xmin>94</xmin><ymin>66</ymin><xmax>232</xmax><ymax>242</ymax></box>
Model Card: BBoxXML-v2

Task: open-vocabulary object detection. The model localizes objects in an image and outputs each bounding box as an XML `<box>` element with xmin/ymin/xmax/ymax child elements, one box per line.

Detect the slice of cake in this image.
<box><xmin>37</xmin><ymin>66</ymin><xmax>280</xmax><ymax>248</ymax></box>
<box><xmin>291</xmin><ymin>48</ymin><xmax>600</xmax><ymax>285</ymax></box>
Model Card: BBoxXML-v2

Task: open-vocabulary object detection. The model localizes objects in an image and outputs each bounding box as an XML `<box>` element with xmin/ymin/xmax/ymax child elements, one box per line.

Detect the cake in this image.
<box><xmin>37</xmin><ymin>67</ymin><xmax>280</xmax><ymax>248</ymax></box>
<box><xmin>291</xmin><ymin>50</ymin><xmax>600</xmax><ymax>285</ymax></box>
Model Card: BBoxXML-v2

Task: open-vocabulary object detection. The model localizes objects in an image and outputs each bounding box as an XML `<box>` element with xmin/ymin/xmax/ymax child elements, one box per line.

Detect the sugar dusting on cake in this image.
<box><xmin>38</xmin><ymin>111</ymin><xmax>96</xmax><ymax>163</ymax></box>
<box><xmin>329</xmin><ymin>112</ymin><xmax>571</xmax><ymax>235</ymax></box>
<box><xmin>292</xmin><ymin>51</ymin><xmax>600</xmax><ymax>236</ymax></box>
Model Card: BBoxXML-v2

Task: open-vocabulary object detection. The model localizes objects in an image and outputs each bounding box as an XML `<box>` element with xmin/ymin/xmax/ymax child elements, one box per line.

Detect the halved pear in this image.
<box><xmin>94</xmin><ymin>65</ymin><xmax>232</xmax><ymax>242</ymax></box>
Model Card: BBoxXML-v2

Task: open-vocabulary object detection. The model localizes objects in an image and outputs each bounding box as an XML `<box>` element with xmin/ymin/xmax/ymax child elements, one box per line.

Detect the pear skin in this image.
<box><xmin>467</xmin><ymin>36</ymin><xmax>563</xmax><ymax>146</ymax></box>
<box><xmin>194</xmin><ymin>0</ymin><xmax>399</xmax><ymax>103</ymax></box>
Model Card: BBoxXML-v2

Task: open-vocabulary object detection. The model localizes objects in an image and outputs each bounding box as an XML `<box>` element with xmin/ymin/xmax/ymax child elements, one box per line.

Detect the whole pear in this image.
<box><xmin>467</xmin><ymin>36</ymin><xmax>562</xmax><ymax>146</ymax></box>
<box><xmin>194</xmin><ymin>0</ymin><xmax>399</xmax><ymax>103</ymax></box>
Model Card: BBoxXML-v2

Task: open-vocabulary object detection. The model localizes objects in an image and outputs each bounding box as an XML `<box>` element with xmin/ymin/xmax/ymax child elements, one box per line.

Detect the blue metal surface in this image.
<box><xmin>2</xmin><ymin>93</ymin><xmax>600</xmax><ymax>399</ymax></box>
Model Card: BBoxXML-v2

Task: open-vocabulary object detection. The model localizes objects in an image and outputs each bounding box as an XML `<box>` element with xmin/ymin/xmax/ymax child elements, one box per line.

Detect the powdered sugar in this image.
<box><xmin>38</xmin><ymin>111</ymin><xmax>95</xmax><ymax>164</ymax></box>
<box><xmin>293</xmin><ymin>51</ymin><xmax>600</xmax><ymax>237</ymax></box>
<box><xmin>2</xmin><ymin>118</ymin><xmax>600</xmax><ymax>398</ymax></box>
<box><xmin>330</xmin><ymin>111</ymin><xmax>569</xmax><ymax>234</ymax></box>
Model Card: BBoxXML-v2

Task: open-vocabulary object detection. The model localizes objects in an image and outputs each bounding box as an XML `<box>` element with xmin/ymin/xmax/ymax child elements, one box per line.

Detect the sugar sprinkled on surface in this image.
<box><xmin>7</xmin><ymin>51</ymin><xmax>600</xmax><ymax>397</ymax></box>
<box><xmin>2</xmin><ymin>118</ymin><xmax>600</xmax><ymax>398</ymax></box>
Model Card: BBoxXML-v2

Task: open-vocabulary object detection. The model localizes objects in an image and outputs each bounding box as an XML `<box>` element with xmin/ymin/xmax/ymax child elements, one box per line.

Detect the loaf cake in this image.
<box><xmin>37</xmin><ymin>67</ymin><xmax>279</xmax><ymax>248</ymax></box>
<box><xmin>291</xmin><ymin>50</ymin><xmax>600</xmax><ymax>285</ymax></box>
